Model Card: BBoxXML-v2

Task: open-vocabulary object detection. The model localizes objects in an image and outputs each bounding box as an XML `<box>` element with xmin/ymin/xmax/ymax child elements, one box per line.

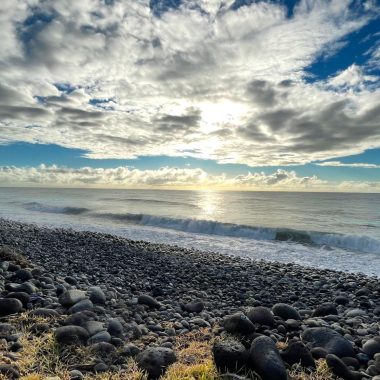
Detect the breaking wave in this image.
<box><xmin>96</xmin><ymin>212</ymin><xmax>380</xmax><ymax>254</ymax></box>
<box><xmin>23</xmin><ymin>202</ymin><xmax>89</xmax><ymax>215</ymax></box>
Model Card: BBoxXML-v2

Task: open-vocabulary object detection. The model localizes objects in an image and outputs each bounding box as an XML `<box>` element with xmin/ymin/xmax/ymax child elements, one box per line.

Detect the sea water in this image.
<box><xmin>0</xmin><ymin>187</ymin><xmax>379</xmax><ymax>276</ymax></box>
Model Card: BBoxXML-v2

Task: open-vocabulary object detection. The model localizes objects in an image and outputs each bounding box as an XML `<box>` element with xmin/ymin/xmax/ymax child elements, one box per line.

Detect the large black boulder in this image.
<box><xmin>247</xmin><ymin>306</ymin><xmax>275</xmax><ymax>327</ymax></box>
<box><xmin>302</xmin><ymin>327</ymin><xmax>355</xmax><ymax>358</ymax></box>
<box><xmin>312</xmin><ymin>303</ymin><xmax>338</xmax><ymax>317</ymax></box>
<box><xmin>213</xmin><ymin>340</ymin><xmax>248</xmax><ymax>374</ymax></box>
<box><xmin>249</xmin><ymin>336</ymin><xmax>287</xmax><ymax>380</ymax></box>
<box><xmin>0</xmin><ymin>298</ymin><xmax>23</xmax><ymax>316</ymax></box>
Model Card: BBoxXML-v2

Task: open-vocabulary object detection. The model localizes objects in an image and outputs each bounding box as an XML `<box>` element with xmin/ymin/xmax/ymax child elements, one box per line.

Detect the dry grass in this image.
<box><xmin>289</xmin><ymin>359</ymin><xmax>335</xmax><ymax>380</ymax></box>
<box><xmin>0</xmin><ymin>245</ymin><xmax>30</xmax><ymax>267</ymax></box>
<box><xmin>0</xmin><ymin>310</ymin><xmax>337</xmax><ymax>380</ymax></box>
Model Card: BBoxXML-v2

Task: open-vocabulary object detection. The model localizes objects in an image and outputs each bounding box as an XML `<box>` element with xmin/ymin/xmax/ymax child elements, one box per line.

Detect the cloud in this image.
<box><xmin>0</xmin><ymin>164</ymin><xmax>327</xmax><ymax>189</ymax></box>
<box><xmin>0</xmin><ymin>0</ymin><xmax>379</xmax><ymax>166</ymax></box>
<box><xmin>316</xmin><ymin>161</ymin><xmax>380</xmax><ymax>168</ymax></box>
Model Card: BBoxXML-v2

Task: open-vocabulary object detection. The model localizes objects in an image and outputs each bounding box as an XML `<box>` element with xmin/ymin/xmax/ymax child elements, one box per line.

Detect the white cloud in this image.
<box><xmin>0</xmin><ymin>0</ymin><xmax>379</xmax><ymax>166</ymax></box>
<box><xmin>327</xmin><ymin>64</ymin><xmax>378</xmax><ymax>89</ymax></box>
<box><xmin>0</xmin><ymin>164</ymin><xmax>361</xmax><ymax>191</ymax></box>
<box><xmin>316</xmin><ymin>161</ymin><xmax>380</xmax><ymax>168</ymax></box>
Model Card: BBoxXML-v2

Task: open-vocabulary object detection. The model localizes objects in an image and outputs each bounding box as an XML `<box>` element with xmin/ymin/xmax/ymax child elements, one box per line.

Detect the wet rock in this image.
<box><xmin>249</xmin><ymin>336</ymin><xmax>287</xmax><ymax>380</ymax></box>
<box><xmin>272</xmin><ymin>303</ymin><xmax>300</xmax><ymax>320</ymax></box>
<box><xmin>54</xmin><ymin>325</ymin><xmax>89</xmax><ymax>345</ymax></box>
<box><xmin>302</xmin><ymin>327</ymin><xmax>355</xmax><ymax>358</ymax></box>
<box><xmin>213</xmin><ymin>340</ymin><xmax>248</xmax><ymax>373</ymax></box>
<box><xmin>224</xmin><ymin>313</ymin><xmax>255</xmax><ymax>335</ymax></box>
<box><xmin>137</xmin><ymin>347</ymin><xmax>176</xmax><ymax>379</ymax></box>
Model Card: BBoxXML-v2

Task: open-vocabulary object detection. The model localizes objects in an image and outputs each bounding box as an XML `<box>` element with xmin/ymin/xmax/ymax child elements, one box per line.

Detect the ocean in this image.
<box><xmin>0</xmin><ymin>187</ymin><xmax>379</xmax><ymax>276</ymax></box>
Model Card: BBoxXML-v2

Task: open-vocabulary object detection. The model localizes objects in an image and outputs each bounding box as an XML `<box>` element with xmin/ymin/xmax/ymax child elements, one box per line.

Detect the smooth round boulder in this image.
<box><xmin>0</xmin><ymin>298</ymin><xmax>23</xmax><ymax>316</ymax></box>
<box><xmin>136</xmin><ymin>347</ymin><xmax>176</xmax><ymax>379</ymax></box>
<box><xmin>312</xmin><ymin>303</ymin><xmax>338</xmax><ymax>317</ymax></box>
<box><xmin>247</xmin><ymin>306</ymin><xmax>275</xmax><ymax>327</ymax></box>
<box><xmin>5</xmin><ymin>292</ymin><xmax>30</xmax><ymax>308</ymax></box>
<box><xmin>107</xmin><ymin>318</ymin><xmax>124</xmax><ymax>338</ymax></box>
<box><xmin>302</xmin><ymin>327</ymin><xmax>355</xmax><ymax>358</ymax></box>
<box><xmin>69</xmin><ymin>299</ymin><xmax>94</xmax><ymax>314</ymax></box>
<box><xmin>54</xmin><ymin>325</ymin><xmax>89</xmax><ymax>345</ymax></box>
<box><xmin>363</xmin><ymin>338</ymin><xmax>380</xmax><ymax>357</ymax></box>
<box><xmin>335</xmin><ymin>295</ymin><xmax>350</xmax><ymax>305</ymax></box>
<box><xmin>272</xmin><ymin>303</ymin><xmax>300</xmax><ymax>320</ymax></box>
<box><xmin>88</xmin><ymin>331</ymin><xmax>111</xmax><ymax>345</ymax></box>
<box><xmin>249</xmin><ymin>336</ymin><xmax>287</xmax><ymax>380</ymax></box>
<box><xmin>213</xmin><ymin>339</ymin><xmax>248</xmax><ymax>373</ymax></box>
<box><xmin>224</xmin><ymin>313</ymin><xmax>255</xmax><ymax>335</ymax></box>
<box><xmin>59</xmin><ymin>290</ymin><xmax>87</xmax><ymax>307</ymax></box>
<box><xmin>138</xmin><ymin>295</ymin><xmax>160</xmax><ymax>309</ymax></box>
<box><xmin>88</xmin><ymin>286</ymin><xmax>106</xmax><ymax>304</ymax></box>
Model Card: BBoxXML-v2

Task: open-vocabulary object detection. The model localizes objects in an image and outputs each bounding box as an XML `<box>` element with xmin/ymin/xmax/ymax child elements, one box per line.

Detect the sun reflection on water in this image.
<box><xmin>196</xmin><ymin>190</ymin><xmax>223</xmax><ymax>220</ymax></box>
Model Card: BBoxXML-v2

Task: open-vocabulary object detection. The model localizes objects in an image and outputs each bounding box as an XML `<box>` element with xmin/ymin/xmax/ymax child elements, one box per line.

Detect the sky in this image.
<box><xmin>0</xmin><ymin>0</ymin><xmax>380</xmax><ymax>191</ymax></box>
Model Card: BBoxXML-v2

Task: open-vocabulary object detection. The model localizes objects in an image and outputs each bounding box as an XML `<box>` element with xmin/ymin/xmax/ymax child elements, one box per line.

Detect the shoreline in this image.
<box><xmin>1</xmin><ymin>218</ymin><xmax>380</xmax><ymax>379</ymax></box>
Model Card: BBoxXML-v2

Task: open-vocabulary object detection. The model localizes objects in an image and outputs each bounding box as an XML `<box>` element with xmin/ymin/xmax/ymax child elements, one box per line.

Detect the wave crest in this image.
<box><xmin>97</xmin><ymin>212</ymin><xmax>380</xmax><ymax>254</ymax></box>
<box><xmin>23</xmin><ymin>202</ymin><xmax>89</xmax><ymax>215</ymax></box>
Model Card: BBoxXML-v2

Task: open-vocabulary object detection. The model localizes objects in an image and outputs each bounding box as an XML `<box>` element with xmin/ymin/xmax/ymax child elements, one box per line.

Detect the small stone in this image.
<box><xmin>69</xmin><ymin>369</ymin><xmax>84</xmax><ymax>380</ymax></box>
<box><xmin>5</xmin><ymin>292</ymin><xmax>30</xmax><ymax>308</ymax></box>
<box><xmin>94</xmin><ymin>362</ymin><xmax>108</xmax><ymax>372</ymax></box>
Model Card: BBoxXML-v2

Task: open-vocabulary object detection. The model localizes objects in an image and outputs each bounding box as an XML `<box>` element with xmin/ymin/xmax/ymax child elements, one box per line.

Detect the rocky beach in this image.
<box><xmin>0</xmin><ymin>218</ymin><xmax>380</xmax><ymax>379</ymax></box>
